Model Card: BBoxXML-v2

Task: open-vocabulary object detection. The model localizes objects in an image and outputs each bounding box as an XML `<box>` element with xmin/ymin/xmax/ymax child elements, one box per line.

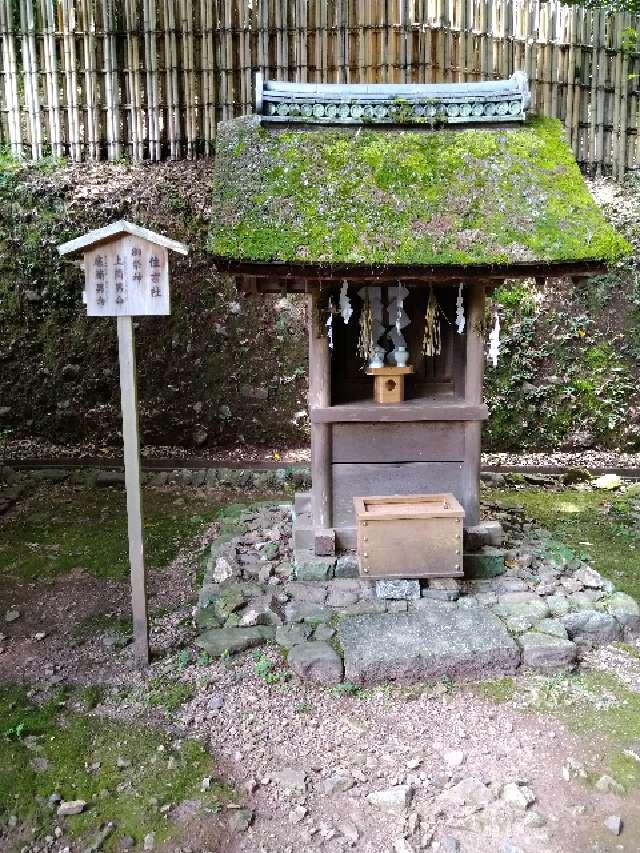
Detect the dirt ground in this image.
<box><xmin>2</xmin><ymin>485</ymin><xmax>640</xmax><ymax>853</ymax></box>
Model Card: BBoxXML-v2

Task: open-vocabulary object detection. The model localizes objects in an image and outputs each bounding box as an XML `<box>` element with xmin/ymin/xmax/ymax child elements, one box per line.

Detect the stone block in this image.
<box><xmin>464</xmin><ymin>547</ymin><xmax>506</xmax><ymax>579</ymax></box>
<box><xmin>275</xmin><ymin>624</ymin><xmax>313</xmax><ymax>649</ymax></box>
<box><xmin>519</xmin><ymin>631</ymin><xmax>577</xmax><ymax>671</ymax></box>
<box><xmin>561</xmin><ymin>609</ymin><xmax>622</xmax><ymax>646</ymax></box>
<box><xmin>338</xmin><ymin>602</ymin><xmax>520</xmax><ymax>684</ymax></box>
<box><xmin>335</xmin><ymin>555</ymin><xmax>360</xmax><ymax>579</ymax></box>
<box><xmin>314</xmin><ymin>528</ymin><xmax>336</xmax><ymax>557</ymax></box>
<box><xmin>195</xmin><ymin>626</ymin><xmax>274</xmax><ymax>657</ymax></box>
<box><xmin>464</xmin><ymin>521</ymin><xmax>504</xmax><ymax>552</ymax></box>
<box><xmin>604</xmin><ymin>592</ymin><xmax>640</xmax><ymax>634</ymax></box>
<box><xmin>340</xmin><ymin>601</ymin><xmax>387</xmax><ymax>617</ymax></box>
<box><xmin>284</xmin><ymin>603</ymin><xmax>333</xmax><ymax>624</ymax></box>
<box><xmin>375</xmin><ymin>580</ymin><xmax>421</xmax><ymax>600</ymax></box>
<box><xmin>287</xmin><ymin>641</ymin><xmax>343</xmax><ymax>685</ymax></box>
<box><xmin>294</xmin><ymin>549</ymin><xmax>335</xmax><ymax>581</ymax></box>
<box><xmin>284</xmin><ymin>581</ymin><xmax>328</xmax><ymax>604</ymax></box>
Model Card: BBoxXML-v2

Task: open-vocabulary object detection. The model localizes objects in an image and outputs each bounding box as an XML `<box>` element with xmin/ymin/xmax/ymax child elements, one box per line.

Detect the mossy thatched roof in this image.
<box><xmin>209</xmin><ymin>116</ymin><xmax>629</xmax><ymax>272</ymax></box>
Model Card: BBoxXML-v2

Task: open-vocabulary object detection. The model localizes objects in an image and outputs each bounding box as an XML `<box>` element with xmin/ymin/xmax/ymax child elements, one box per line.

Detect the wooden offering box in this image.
<box><xmin>354</xmin><ymin>494</ymin><xmax>464</xmax><ymax>578</ymax></box>
<box><xmin>367</xmin><ymin>366</ymin><xmax>414</xmax><ymax>404</ymax></box>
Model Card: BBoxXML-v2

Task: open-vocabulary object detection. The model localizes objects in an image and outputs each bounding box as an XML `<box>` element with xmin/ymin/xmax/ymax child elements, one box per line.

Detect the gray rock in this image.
<box><xmin>228</xmin><ymin>808</ymin><xmax>254</xmax><ymax>833</ymax></box>
<box><xmin>339</xmin><ymin>821</ymin><xmax>360</xmax><ymax>844</ymax></box>
<box><xmin>4</xmin><ymin>608</ymin><xmax>20</xmax><ymax>623</ymax></box>
<box><xmin>502</xmin><ymin>781</ymin><xmax>536</xmax><ymax>810</ymax></box>
<box><xmin>464</xmin><ymin>520</ymin><xmax>504</xmax><ymax>551</ymax></box>
<box><xmin>569</xmin><ymin>590</ymin><xmax>603</xmax><ymax>610</ymax></box>
<box><xmin>367</xmin><ymin>785</ymin><xmax>413</xmax><ymax>813</ymax></box>
<box><xmin>338</xmin><ymin>603</ymin><xmax>520</xmax><ymax>684</ymax></box>
<box><xmin>524</xmin><ymin>810</ymin><xmax>547</xmax><ymax>828</ymax></box>
<box><xmin>326</xmin><ymin>586</ymin><xmax>361</xmax><ymax>608</ymax></box>
<box><xmin>574</xmin><ymin>566</ymin><xmax>605</xmax><ymax>589</ymax></box>
<box><xmin>207</xmin><ymin>694</ymin><xmax>225</xmax><ymax>711</ymax></box>
<box><xmin>595</xmin><ymin>774</ymin><xmax>624</xmax><ymax>795</ymax></box>
<box><xmin>313</xmin><ymin>624</ymin><xmax>336</xmax><ymax>642</ymax></box>
<box><xmin>273</xmin><ymin>767</ymin><xmax>307</xmax><ymax>792</ymax></box>
<box><xmin>287</xmin><ymin>641</ymin><xmax>343</xmax><ymax>684</ymax></box>
<box><xmin>143</xmin><ymin>833</ymin><xmax>155</xmax><ymax>851</ymax></box>
<box><xmin>546</xmin><ymin>593</ymin><xmax>572</xmax><ymax>617</ymax></box>
<box><xmin>284</xmin><ymin>581</ymin><xmax>328</xmax><ymax>604</ymax></box>
<box><xmin>605</xmin><ymin>592</ymin><xmax>640</xmax><ymax>633</ymax></box>
<box><xmin>323</xmin><ymin>769</ymin><xmax>354</xmax><ymax>795</ymax></box>
<box><xmin>441</xmin><ymin>838</ymin><xmax>461</xmax><ymax>853</ymax></box>
<box><xmin>535</xmin><ymin>618</ymin><xmax>568</xmax><ymax>639</ymax></box>
<box><xmin>437</xmin><ymin>777</ymin><xmax>495</xmax><ymax>810</ymax></box>
<box><xmin>561</xmin><ymin>610</ymin><xmax>622</xmax><ymax>646</ymax></box>
<box><xmin>294</xmin><ymin>549</ymin><xmax>335</xmax><ymax>581</ymax></box>
<box><xmin>494</xmin><ymin>594</ymin><xmax>550</xmax><ymax>632</ymax></box>
<box><xmin>340</xmin><ymin>601</ymin><xmax>387</xmax><ymax>616</ymax></box>
<box><xmin>275</xmin><ymin>623</ymin><xmax>313</xmax><ymax>649</ymax></box>
<box><xmin>375</xmin><ymin>580</ymin><xmax>421</xmax><ymax>600</ymax></box>
<box><xmin>80</xmin><ymin>821</ymin><xmax>114</xmax><ymax>853</ymax></box>
<box><xmin>57</xmin><ymin>800</ymin><xmax>86</xmax><ymax>816</ymax></box>
<box><xmin>335</xmin><ymin>555</ymin><xmax>360</xmax><ymax>578</ymax></box>
<box><xmin>284</xmin><ymin>603</ymin><xmax>333</xmax><ymax>624</ymax></box>
<box><xmin>195</xmin><ymin>626</ymin><xmax>274</xmax><ymax>657</ymax></box>
<box><xmin>604</xmin><ymin>815</ymin><xmax>622</xmax><ymax>835</ymax></box>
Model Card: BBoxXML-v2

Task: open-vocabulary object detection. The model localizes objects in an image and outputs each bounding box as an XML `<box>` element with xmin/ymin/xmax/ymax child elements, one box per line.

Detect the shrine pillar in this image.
<box><xmin>307</xmin><ymin>290</ymin><xmax>332</xmax><ymax>545</ymax></box>
<box><xmin>462</xmin><ymin>284</ymin><xmax>486</xmax><ymax>526</ymax></box>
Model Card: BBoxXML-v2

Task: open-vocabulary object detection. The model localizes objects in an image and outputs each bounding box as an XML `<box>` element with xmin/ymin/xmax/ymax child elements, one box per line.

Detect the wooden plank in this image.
<box><xmin>117</xmin><ymin>316</ymin><xmax>149</xmax><ymax>666</ymax></box>
<box><xmin>332</xmin><ymin>461</ymin><xmax>465</xmax><ymax>527</ymax></box>
<box><xmin>332</xmin><ymin>422</ymin><xmax>465</xmax><ymax>462</ymax></box>
<box><xmin>312</xmin><ymin>401</ymin><xmax>489</xmax><ymax>423</ymax></box>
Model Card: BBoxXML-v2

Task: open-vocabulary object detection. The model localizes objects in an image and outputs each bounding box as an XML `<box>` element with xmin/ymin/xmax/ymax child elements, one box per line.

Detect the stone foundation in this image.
<box><xmin>195</xmin><ymin>500</ymin><xmax>640</xmax><ymax>685</ymax></box>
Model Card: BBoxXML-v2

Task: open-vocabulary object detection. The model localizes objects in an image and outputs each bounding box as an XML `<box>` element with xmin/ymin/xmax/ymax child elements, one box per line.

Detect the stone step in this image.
<box><xmin>337</xmin><ymin>603</ymin><xmax>520</xmax><ymax>685</ymax></box>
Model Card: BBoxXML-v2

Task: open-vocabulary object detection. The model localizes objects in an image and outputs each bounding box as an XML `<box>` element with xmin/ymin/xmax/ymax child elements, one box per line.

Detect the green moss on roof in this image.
<box><xmin>209</xmin><ymin>115</ymin><xmax>629</xmax><ymax>267</ymax></box>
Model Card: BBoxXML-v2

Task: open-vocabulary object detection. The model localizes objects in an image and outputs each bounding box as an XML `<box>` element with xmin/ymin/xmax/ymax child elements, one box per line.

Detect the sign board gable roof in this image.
<box><xmin>58</xmin><ymin>220</ymin><xmax>189</xmax><ymax>258</ymax></box>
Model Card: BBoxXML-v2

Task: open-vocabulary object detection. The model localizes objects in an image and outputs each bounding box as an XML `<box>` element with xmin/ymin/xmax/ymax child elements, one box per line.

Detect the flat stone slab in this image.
<box><xmin>337</xmin><ymin>602</ymin><xmax>520</xmax><ymax>685</ymax></box>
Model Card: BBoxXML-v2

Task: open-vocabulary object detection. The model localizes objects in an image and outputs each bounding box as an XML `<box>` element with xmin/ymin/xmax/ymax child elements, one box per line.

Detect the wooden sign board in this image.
<box><xmin>58</xmin><ymin>221</ymin><xmax>188</xmax><ymax>667</ymax></box>
<box><xmin>84</xmin><ymin>237</ymin><xmax>170</xmax><ymax>317</ymax></box>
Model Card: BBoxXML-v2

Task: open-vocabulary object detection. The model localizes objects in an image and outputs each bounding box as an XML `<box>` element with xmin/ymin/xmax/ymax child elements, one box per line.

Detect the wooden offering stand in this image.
<box><xmin>367</xmin><ymin>365</ymin><xmax>414</xmax><ymax>404</ymax></box>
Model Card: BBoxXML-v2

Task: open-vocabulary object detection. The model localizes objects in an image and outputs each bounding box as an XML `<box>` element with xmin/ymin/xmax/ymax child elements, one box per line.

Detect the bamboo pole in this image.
<box><xmin>142</xmin><ymin>0</ymin><xmax>161</xmax><ymax>161</ymax></box>
<box><xmin>19</xmin><ymin>0</ymin><xmax>42</xmax><ymax>159</ymax></box>
<box><xmin>164</xmin><ymin>0</ymin><xmax>180</xmax><ymax>158</ymax></box>
<box><xmin>80</xmin><ymin>0</ymin><xmax>99</xmax><ymax>160</ymax></box>
<box><xmin>40</xmin><ymin>0</ymin><xmax>62</xmax><ymax>157</ymax></box>
<box><xmin>102</xmin><ymin>0</ymin><xmax>121</xmax><ymax>161</ymax></box>
<box><xmin>60</xmin><ymin>0</ymin><xmax>81</xmax><ymax>161</ymax></box>
<box><xmin>0</xmin><ymin>0</ymin><xmax>22</xmax><ymax>155</ymax></box>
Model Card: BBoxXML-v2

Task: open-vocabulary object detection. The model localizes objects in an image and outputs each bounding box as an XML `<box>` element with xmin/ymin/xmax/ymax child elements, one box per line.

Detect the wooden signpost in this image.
<box><xmin>59</xmin><ymin>221</ymin><xmax>188</xmax><ymax>665</ymax></box>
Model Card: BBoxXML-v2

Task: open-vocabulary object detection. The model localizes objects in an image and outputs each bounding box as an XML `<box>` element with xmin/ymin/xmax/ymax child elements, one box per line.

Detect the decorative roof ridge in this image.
<box><xmin>256</xmin><ymin>72</ymin><xmax>531</xmax><ymax>126</ymax></box>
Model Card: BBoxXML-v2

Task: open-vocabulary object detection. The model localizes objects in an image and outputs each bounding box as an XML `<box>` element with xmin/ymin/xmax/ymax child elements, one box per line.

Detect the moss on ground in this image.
<box><xmin>0</xmin><ymin>685</ymin><xmax>231</xmax><ymax>852</ymax></box>
<box><xmin>0</xmin><ymin>484</ymin><xmax>226</xmax><ymax>582</ymax></box>
<box><xmin>146</xmin><ymin>676</ymin><xmax>196</xmax><ymax>712</ymax></box>
<box><xmin>477</xmin><ymin>676</ymin><xmax>517</xmax><ymax>703</ymax></box>
<box><xmin>485</xmin><ymin>486</ymin><xmax>640</xmax><ymax>600</ymax></box>
<box><xmin>210</xmin><ymin>116</ymin><xmax>629</xmax><ymax>266</ymax></box>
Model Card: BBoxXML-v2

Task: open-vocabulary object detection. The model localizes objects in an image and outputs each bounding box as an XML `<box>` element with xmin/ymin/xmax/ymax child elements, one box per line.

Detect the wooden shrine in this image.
<box><xmin>209</xmin><ymin>75</ymin><xmax>627</xmax><ymax>574</ymax></box>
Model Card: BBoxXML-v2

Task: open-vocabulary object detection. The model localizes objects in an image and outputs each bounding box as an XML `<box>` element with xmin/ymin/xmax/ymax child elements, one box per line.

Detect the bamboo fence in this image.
<box><xmin>1</xmin><ymin>0</ymin><xmax>639</xmax><ymax>176</ymax></box>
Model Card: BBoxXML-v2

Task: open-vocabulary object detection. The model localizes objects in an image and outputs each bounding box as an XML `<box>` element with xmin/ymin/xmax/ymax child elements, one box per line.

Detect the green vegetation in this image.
<box><xmin>486</xmin><ymin>486</ymin><xmax>640</xmax><ymax>599</ymax></box>
<box><xmin>485</xmin><ymin>281</ymin><xmax>638</xmax><ymax>450</ymax></box>
<box><xmin>476</xmin><ymin>676</ymin><xmax>516</xmax><ymax>703</ymax></box>
<box><xmin>0</xmin><ymin>685</ymin><xmax>230</xmax><ymax>852</ymax></box>
<box><xmin>0</xmin><ymin>484</ymin><xmax>225</xmax><ymax>581</ymax></box>
<box><xmin>146</xmin><ymin>677</ymin><xmax>196</xmax><ymax>712</ymax></box>
<box><xmin>210</xmin><ymin>116</ymin><xmax>629</xmax><ymax>266</ymax></box>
